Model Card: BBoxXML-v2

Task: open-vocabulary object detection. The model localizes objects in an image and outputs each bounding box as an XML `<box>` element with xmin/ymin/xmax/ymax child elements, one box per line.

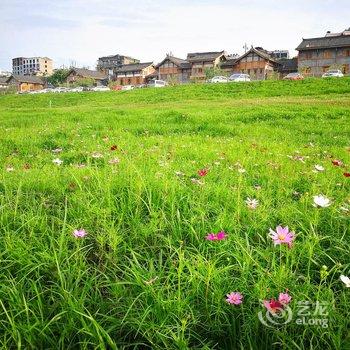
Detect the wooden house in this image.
<box><xmin>66</xmin><ymin>68</ymin><xmax>108</xmax><ymax>86</ymax></box>
<box><xmin>155</xmin><ymin>55</ymin><xmax>191</xmax><ymax>83</ymax></box>
<box><xmin>186</xmin><ymin>51</ymin><xmax>227</xmax><ymax>81</ymax></box>
<box><xmin>113</xmin><ymin>62</ymin><xmax>155</xmax><ymax>86</ymax></box>
<box><xmin>7</xmin><ymin>75</ymin><xmax>45</xmax><ymax>92</ymax></box>
<box><xmin>221</xmin><ymin>47</ymin><xmax>279</xmax><ymax>80</ymax></box>
<box><xmin>296</xmin><ymin>28</ymin><xmax>350</xmax><ymax>76</ymax></box>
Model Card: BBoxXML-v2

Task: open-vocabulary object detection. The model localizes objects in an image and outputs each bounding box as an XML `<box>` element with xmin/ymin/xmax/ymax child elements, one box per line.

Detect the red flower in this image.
<box><xmin>198</xmin><ymin>168</ymin><xmax>208</xmax><ymax>177</ymax></box>
<box><xmin>332</xmin><ymin>159</ymin><xmax>343</xmax><ymax>166</ymax></box>
<box><xmin>110</xmin><ymin>145</ymin><xmax>118</xmax><ymax>151</ymax></box>
<box><xmin>344</xmin><ymin>172</ymin><xmax>350</xmax><ymax>178</ymax></box>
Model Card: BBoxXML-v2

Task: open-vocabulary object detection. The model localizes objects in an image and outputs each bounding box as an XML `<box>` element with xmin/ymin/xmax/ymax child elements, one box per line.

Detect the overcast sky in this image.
<box><xmin>1</xmin><ymin>0</ymin><xmax>349</xmax><ymax>71</ymax></box>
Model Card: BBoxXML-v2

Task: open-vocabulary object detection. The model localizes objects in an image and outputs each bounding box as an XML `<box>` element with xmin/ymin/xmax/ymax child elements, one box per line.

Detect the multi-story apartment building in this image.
<box><xmin>296</xmin><ymin>28</ymin><xmax>350</xmax><ymax>76</ymax></box>
<box><xmin>97</xmin><ymin>54</ymin><xmax>139</xmax><ymax>76</ymax></box>
<box><xmin>12</xmin><ymin>57</ymin><xmax>53</xmax><ymax>76</ymax></box>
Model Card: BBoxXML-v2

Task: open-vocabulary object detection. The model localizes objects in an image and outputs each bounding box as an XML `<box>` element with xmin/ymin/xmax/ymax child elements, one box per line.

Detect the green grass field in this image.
<box><xmin>0</xmin><ymin>79</ymin><xmax>350</xmax><ymax>349</ymax></box>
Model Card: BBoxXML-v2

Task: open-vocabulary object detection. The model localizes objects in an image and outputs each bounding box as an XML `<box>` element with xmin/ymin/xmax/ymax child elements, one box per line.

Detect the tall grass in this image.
<box><xmin>0</xmin><ymin>79</ymin><xmax>349</xmax><ymax>349</ymax></box>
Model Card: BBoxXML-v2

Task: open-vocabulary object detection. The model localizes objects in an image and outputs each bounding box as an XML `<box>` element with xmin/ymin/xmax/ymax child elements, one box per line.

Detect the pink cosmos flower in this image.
<box><xmin>278</xmin><ymin>292</ymin><xmax>292</xmax><ymax>305</ymax></box>
<box><xmin>269</xmin><ymin>226</ymin><xmax>295</xmax><ymax>248</ymax></box>
<box><xmin>205</xmin><ymin>231</ymin><xmax>227</xmax><ymax>241</ymax></box>
<box><xmin>206</xmin><ymin>233</ymin><xmax>217</xmax><ymax>241</ymax></box>
<box><xmin>263</xmin><ymin>299</ymin><xmax>284</xmax><ymax>314</ymax></box>
<box><xmin>226</xmin><ymin>292</ymin><xmax>243</xmax><ymax>305</ymax></box>
<box><xmin>73</xmin><ymin>229</ymin><xmax>87</xmax><ymax>238</ymax></box>
<box><xmin>216</xmin><ymin>231</ymin><xmax>227</xmax><ymax>240</ymax></box>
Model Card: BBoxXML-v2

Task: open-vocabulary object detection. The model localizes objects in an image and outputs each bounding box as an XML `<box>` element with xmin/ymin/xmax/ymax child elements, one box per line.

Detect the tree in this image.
<box><xmin>204</xmin><ymin>66</ymin><xmax>227</xmax><ymax>80</ymax></box>
<box><xmin>46</xmin><ymin>69</ymin><xmax>70</xmax><ymax>86</ymax></box>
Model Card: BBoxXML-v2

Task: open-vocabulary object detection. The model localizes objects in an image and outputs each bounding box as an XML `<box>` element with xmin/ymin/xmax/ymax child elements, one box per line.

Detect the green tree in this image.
<box><xmin>46</xmin><ymin>69</ymin><xmax>70</xmax><ymax>86</ymax></box>
<box><xmin>204</xmin><ymin>66</ymin><xmax>227</xmax><ymax>80</ymax></box>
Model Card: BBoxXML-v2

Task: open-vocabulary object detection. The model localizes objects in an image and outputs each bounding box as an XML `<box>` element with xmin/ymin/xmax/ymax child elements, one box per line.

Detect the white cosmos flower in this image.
<box><xmin>340</xmin><ymin>275</ymin><xmax>350</xmax><ymax>287</ymax></box>
<box><xmin>245</xmin><ymin>197</ymin><xmax>259</xmax><ymax>209</ymax></box>
<box><xmin>52</xmin><ymin>158</ymin><xmax>63</xmax><ymax>166</ymax></box>
<box><xmin>313</xmin><ymin>195</ymin><xmax>331</xmax><ymax>208</ymax></box>
<box><xmin>314</xmin><ymin>164</ymin><xmax>325</xmax><ymax>172</ymax></box>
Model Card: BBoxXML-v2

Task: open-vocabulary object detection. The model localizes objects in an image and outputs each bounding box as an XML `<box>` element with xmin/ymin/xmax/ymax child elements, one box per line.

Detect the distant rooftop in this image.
<box><xmin>187</xmin><ymin>51</ymin><xmax>225</xmax><ymax>62</ymax></box>
<box><xmin>297</xmin><ymin>28</ymin><xmax>350</xmax><ymax>50</ymax></box>
<box><xmin>114</xmin><ymin>62</ymin><xmax>154</xmax><ymax>73</ymax></box>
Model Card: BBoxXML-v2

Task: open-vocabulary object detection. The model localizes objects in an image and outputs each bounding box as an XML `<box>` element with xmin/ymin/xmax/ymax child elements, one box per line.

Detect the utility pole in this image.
<box><xmin>243</xmin><ymin>43</ymin><xmax>248</xmax><ymax>53</ymax></box>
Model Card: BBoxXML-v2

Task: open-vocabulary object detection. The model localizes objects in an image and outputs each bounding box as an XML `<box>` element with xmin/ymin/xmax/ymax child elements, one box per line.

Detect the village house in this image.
<box><xmin>113</xmin><ymin>62</ymin><xmax>155</xmax><ymax>86</ymax></box>
<box><xmin>155</xmin><ymin>55</ymin><xmax>191</xmax><ymax>83</ymax></box>
<box><xmin>296</xmin><ymin>28</ymin><xmax>350</xmax><ymax>76</ymax></box>
<box><xmin>97</xmin><ymin>54</ymin><xmax>139</xmax><ymax>76</ymax></box>
<box><xmin>221</xmin><ymin>47</ymin><xmax>279</xmax><ymax>80</ymax></box>
<box><xmin>6</xmin><ymin>75</ymin><xmax>46</xmax><ymax>92</ymax></box>
<box><xmin>66</xmin><ymin>68</ymin><xmax>108</xmax><ymax>86</ymax></box>
<box><xmin>186</xmin><ymin>51</ymin><xmax>227</xmax><ymax>81</ymax></box>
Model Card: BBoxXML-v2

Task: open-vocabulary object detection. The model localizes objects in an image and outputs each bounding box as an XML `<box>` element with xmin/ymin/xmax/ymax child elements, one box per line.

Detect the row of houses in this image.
<box><xmin>94</xmin><ymin>48</ymin><xmax>288</xmax><ymax>86</ymax></box>
<box><xmin>92</xmin><ymin>27</ymin><xmax>350</xmax><ymax>86</ymax></box>
<box><xmin>3</xmin><ymin>27</ymin><xmax>350</xmax><ymax>92</ymax></box>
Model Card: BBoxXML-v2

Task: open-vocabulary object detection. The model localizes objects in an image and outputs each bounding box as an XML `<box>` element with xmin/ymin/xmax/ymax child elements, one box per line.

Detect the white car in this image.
<box><xmin>148</xmin><ymin>79</ymin><xmax>167</xmax><ymax>88</ymax></box>
<box><xmin>322</xmin><ymin>70</ymin><xmax>344</xmax><ymax>78</ymax></box>
<box><xmin>210</xmin><ymin>76</ymin><xmax>228</xmax><ymax>83</ymax></box>
<box><xmin>229</xmin><ymin>74</ymin><xmax>251</xmax><ymax>82</ymax></box>
<box><xmin>52</xmin><ymin>87</ymin><xmax>69</xmax><ymax>93</ymax></box>
<box><xmin>70</xmin><ymin>87</ymin><xmax>84</xmax><ymax>92</ymax></box>
<box><xmin>91</xmin><ymin>86</ymin><xmax>110</xmax><ymax>92</ymax></box>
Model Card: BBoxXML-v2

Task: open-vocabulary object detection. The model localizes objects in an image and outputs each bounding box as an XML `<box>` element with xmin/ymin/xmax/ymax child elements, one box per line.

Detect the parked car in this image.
<box><xmin>228</xmin><ymin>74</ymin><xmax>251</xmax><ymax>82</ymax></box>
<box><xmin>210</xmin><ymin>76</ymin><xmax>228</xmax><ymax>83</ymax></box>
<box><xmin>70</xmin><ymin>87</ymin><xmax>84</xmax><ymax>92</ymax></box>
<box><xmin>322</xmin><ymin>70</ymin><xmax>344</xmax><ymax>78</ymax></box>
<box><xmin>283</xmin><ymin>72</ymin><xmax>304</xmax><ymax>80</ymax></box>
<box><xmin>52</xmin><ymin>87</ymin><xmax>69</xmax><ymax>93</ymax></box>
<box><xmin>121</xmin><ymin>85</ymin><xmax>135</xmax><ymax>91</ymax></box>
<box><xmin>91</xmin><ymin>86</ymin><xmax>110</xmax><ymax>92</ymax></box>
<box><xmin>148</xmin><ymin>79</ymin><xmax>167</xmax><ymax>88</ymax></box>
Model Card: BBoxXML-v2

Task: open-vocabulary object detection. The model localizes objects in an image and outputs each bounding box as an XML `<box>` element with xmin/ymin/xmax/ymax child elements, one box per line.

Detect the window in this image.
<box><xmin>305</xmin><ymin>52</ymin><xmax>312</xmax><ymax>59</ymax></box>
<box><xmin>323</xmin><ymin>50</ymin><xmax>332</xmax><ymax>59</ymax></box>
<box><xmin>344</xmin><ymin>49</ymin><xmax>350</xmax><ymax>57</ymax></box>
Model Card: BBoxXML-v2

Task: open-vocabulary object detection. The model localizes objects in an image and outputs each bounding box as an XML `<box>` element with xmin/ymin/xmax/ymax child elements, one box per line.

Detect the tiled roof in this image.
<box><xmin>187</xmin><ymin>51</ymin><xmax>225</xmax><ymax>62</ymax></box>
<box><xmin>221</xmin><ymin>58</ymin><xmax>238</xmax><ymax>68</ymax></box>
<box><xmin>234</xmin><ymin>47</ymin><xmax>278</xmax><ymax>64</ymax></box>
<box><xmin>156</xmin><ymin>56</ymin><xmax>191</xmax><ymax>69</ymax></box>
<box><xmin>9</xmin><ymin>75</ymin><xmax>45</xmax><ymax>84</ymax></box>
<box><xmin>114</xmin><ymin>62</ymin><xmax>154</xmax><ymax>73</ymax></box>
<box><xmin>296</xmin><ymin>34</ymin><xmax>350</xmax><ymax>50</ymax></box>
<box><xmin>70</xmin><ymin>68</ymin><xmax>107</xmax><ymax>80</ymax></box>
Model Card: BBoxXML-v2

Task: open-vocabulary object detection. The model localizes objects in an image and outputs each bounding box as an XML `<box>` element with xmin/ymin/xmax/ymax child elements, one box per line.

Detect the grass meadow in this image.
<box><xmin>0</xmin><ymin>78</ymin><xmax>350</xmax><ymax>349</ymax></box>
